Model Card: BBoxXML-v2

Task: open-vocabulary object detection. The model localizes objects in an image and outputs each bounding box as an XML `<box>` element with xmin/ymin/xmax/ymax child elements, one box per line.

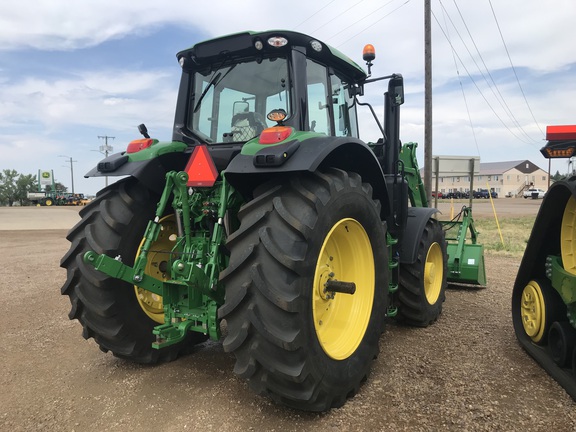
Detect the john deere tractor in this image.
<box><xmin>512</xmin><ymin>125</ymin><xmax>576</xmax><ymax>401</ymax></box>
<box><xmin>61</xmin><ymin>30</ymin><xmax>447</xmax><ymax>411</ymax></box>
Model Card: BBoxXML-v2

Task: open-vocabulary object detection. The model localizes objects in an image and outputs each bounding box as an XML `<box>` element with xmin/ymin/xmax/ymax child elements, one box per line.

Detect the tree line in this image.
<box><xmin>0</xmin><ymin>168</ymin><xmax>569</xmax><ymax>207</ymax></box>
<box><xmin>0</xmin><ymin>169</ymin><xmax>68</xmax><ymax>206</ymax></box>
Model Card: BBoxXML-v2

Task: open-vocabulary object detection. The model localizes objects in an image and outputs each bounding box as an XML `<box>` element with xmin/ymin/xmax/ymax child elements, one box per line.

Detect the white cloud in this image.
<box><xmin>1</xmin><ymin>1</ymin><xmax>574</xmax><ymax>73</ymax></box>
<box><xmin>0</xmin><ymin>0</ymin><xmax>575</xmax><ymax>194</ymax></box>
<box><xmin>0</xmin><ymin>69</ymin><xmax>177</xmax><ymax>131</ymax></box>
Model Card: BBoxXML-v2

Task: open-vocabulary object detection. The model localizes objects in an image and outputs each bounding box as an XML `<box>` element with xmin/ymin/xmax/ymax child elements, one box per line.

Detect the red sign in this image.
<box><xmin>184</xmin><ymin>145</ymin><xmax>218</xmax><ymax>187</ymax></box>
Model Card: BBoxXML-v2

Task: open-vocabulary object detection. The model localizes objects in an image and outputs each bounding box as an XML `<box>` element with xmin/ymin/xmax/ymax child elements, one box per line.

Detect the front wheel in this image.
<box><xmin>220</xmin><ymin>169</ymin><xmax>388</xmax><ymax>411</ymax></box>
<box><xmin>397</xmin><ymin>219</ymin><xmax>448</xmax><ymax>326</ymax></box>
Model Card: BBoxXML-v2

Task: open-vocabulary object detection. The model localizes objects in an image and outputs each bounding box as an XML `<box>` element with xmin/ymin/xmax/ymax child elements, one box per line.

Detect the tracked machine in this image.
<box><xmin>61</xmin><ymin>30</ymin><xmax>449</xmax><ymax>411</ymax></box>
<box><xmin>512</xmin><ymin>125</ymin><xmax>576</xmax><ymax>400</ymax></box>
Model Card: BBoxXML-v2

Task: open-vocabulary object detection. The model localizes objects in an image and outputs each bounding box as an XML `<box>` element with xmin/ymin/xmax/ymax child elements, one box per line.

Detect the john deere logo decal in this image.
<box><xmin>42</xmin><ymin>172</ymin><xmax>51</xmax><ymax>179</ymax></box>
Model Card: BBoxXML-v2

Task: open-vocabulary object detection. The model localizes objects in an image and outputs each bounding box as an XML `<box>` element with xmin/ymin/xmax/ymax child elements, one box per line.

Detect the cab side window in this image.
<box><xmin>330</xmin><ymin>74</ymin><xmax>358</xmax><ymax>138</ymax></box>
<box><xmin>306</xmin><ymin>59</ymin><xmax>330</xmax><ymax>135</ymax></box>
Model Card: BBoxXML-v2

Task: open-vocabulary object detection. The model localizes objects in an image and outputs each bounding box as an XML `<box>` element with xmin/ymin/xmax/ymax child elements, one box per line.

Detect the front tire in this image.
<box><xmin>219</xmin><ymin>169</ymin><xmax>388</xmax><ymax>411</ymax></box>
<box><xmin>397</xmin><ymin>219</ymin><xmax>447</xmax><ymax>326</ymax></box>
<box><xmin>60</xmin><ymin>177</ymin><xmax>205</xmax><ymax>364</ymax></box>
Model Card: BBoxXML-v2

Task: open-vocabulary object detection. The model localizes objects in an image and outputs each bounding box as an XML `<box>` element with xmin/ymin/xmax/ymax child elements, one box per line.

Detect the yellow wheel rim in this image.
<box><xmin>561</xmin><ymin>195</ymin><xmax>576</xmax><ymax>275</ymax></box>
<box><xmin>313</xmin><ymin>218</ymin><xmax>374</xmax><ymax>360</ymax></box>
<box><xmin>424</xmin><ymin>242</ymin><xmax>443</xmax><ymax>304</ymax></box>
<box><xmin>521</xmin><ymin>280</ymin><xmax>546</xmax><ymax>343</ymax></box>
<box><xmin>45</xmin><ymin>199</ymin><xmax>53</xmax><ymax>206</ymax></box>
<box><xmin>133</xmin><ymin>215</ymin><xmax>177</xmax><ymax>323</ymax></box>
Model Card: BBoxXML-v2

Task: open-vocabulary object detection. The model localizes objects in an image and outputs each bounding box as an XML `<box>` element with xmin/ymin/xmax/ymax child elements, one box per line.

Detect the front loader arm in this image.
<box><xmin>399</xmin><ymin>142</ymin><xmax>428</xmax><ymax>208</ymax></box>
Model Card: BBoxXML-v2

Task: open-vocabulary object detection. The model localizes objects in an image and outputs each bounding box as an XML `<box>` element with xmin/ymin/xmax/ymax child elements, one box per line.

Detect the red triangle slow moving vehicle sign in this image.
<box><xmin>184</xmin><ymin>145</ymin><xmax>219</xmax><ymax>187</ymax></box>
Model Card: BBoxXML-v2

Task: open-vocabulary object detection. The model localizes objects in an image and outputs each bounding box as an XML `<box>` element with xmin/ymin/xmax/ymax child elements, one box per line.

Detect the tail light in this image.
<box><xmin>259</xmin><ymin>126</ymin><xmax>293</xmax><ymax>144</ymax></box>
<box><xmin>126</xmin><ymin>138</ymin><xmax>153</xmax><ymax>153</ymax></box>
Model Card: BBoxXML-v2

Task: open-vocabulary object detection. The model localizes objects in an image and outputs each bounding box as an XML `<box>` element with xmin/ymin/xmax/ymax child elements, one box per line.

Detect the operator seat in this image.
<box><xmin>231</xmin><ymin>111</ymin><xmax>267</xmax><ymax>141</ymax></box>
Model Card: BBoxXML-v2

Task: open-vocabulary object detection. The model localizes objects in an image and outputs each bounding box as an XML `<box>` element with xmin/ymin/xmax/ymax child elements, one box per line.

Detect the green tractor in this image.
<box><xmin>61</xmin><ymin>30</ymin><xmax>448</xmax><ymax>411</ymax></box>
<box><xmin>512</xmin><ymin>125</ymin><xmax>576</xmax><ymax>400</ymax></box>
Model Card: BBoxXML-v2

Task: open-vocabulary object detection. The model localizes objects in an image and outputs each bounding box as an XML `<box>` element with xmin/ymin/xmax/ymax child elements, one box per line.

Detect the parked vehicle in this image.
<box><xmin>27</xmin><ymin>191</ymin><xmax>88</xmax><ymax>206</ymax></box>
<box><xmin>432</xmin><ymin>191</ymin><xmax>443</xmax><ymax>198</ymax></box>
<box><xmin>473</xmin><ymin>189</ymin><xmax>497</xmax><ymax>199</ymax></box>
<box><xmin>445</xmin><ymin>191</ymin><xmax>468</xmax><ymax>199</ymax></box>
<box><xmin>523</xmin><ymin>188</ymin><xmax>546</xmax><ymax>199</ymax></box>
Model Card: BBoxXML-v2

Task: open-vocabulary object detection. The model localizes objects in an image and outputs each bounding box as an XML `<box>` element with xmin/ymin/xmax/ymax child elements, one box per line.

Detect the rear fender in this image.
<box><xmin>225</xmin><ymin>136</ymin><xmax>390</xmax><ymax>218</ymax></box>
<box><xmin>85</xmin><ymin>151</ymin><xmax>189</xmax><ymax>195</ymax></box>
<box><xmin>85</xmin><ymin>140</ymin><xmax>245</xmax><ymax>194</ymax></box>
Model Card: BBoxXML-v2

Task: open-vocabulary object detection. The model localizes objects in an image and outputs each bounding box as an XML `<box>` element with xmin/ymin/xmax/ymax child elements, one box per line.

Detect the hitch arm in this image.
<box><xmin>83</xmin><ymin>251</ymin><xmax>164</xmax><ymax>296</ymax></box>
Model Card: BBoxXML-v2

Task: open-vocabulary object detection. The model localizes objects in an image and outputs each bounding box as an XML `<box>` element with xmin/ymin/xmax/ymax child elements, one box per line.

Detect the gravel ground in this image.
<box><xmin>1</xmin><ymin>204</ymin><xmax>575</xmax><ymax>431</ymax></box>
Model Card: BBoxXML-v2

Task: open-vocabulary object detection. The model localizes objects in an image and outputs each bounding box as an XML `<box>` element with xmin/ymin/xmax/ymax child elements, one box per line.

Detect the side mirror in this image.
<box><xmin>233</xmin><ymin>101</ymin><xmax>249</xmax><ymax>115</ymax></box>
<box><xmin>138</xmin><ymin>123</ymin><xmax>150</xmax><ymax>138</ymax></box>
<box><xmin>388</xmin><ymin>75</ymin><xmax>404</xmax><ymax>106</ymax></box>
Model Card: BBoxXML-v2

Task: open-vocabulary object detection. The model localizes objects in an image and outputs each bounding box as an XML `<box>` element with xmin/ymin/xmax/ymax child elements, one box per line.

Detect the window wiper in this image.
<box><xmin>193</xmin><ymin>71</ymin><xmax>221</xmax><ymax>113</ymax></box>
<box><xmin>193</xmin><ymin>64</ymin><xmax>237</xmax><ymax>113</ymax></box>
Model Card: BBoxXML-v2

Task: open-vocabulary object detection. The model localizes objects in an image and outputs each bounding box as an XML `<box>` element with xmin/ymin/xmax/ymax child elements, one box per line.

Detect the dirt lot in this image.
<box><xmin>1</xmin><ymin>200</ymin><xmax>575</xmax><ymax>431</ymax></box>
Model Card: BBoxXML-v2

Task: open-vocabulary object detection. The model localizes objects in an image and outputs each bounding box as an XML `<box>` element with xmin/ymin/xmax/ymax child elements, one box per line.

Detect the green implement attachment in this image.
<box><xmin>441</xmin><ymin>206</ymin><xmax>486</xmax><ymax>286</ymax></box>
<box><xmin>83</xmin><ymin>169</ymin><xmax>241</xmax><ymax>348</ymax></box>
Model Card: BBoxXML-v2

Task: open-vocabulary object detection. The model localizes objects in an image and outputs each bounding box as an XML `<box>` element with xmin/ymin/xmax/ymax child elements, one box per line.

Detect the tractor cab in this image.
<box><xmin>173</xmin><ymin>31</ymin><xmax>366</xmax><ymax>154</ymax></box>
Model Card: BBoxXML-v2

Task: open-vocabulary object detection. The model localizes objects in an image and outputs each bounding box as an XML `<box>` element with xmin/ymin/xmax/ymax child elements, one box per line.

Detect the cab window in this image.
<box><xmin>306</xmin><ymin>59</ymin><xmax>330</xmax><ymax>135</ymax></box>
<box><xmin>330</xmin><ymin>73</ymin><xmax>358</xmax><ymax>137</ymax></box>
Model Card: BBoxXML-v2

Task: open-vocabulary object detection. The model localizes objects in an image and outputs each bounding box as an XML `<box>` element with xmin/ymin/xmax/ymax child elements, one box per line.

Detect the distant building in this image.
<box><xmin>431</xmin><ymin>160</ymin><xmax>549</xmax><ymax>197</ymax></box>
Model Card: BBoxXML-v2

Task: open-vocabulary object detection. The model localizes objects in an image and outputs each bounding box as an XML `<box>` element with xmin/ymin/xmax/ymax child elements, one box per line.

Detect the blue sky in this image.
<box><xmin>1</xmin><ymin>0</ymin><xmax>575</xmax><ymax>196</ymax></box>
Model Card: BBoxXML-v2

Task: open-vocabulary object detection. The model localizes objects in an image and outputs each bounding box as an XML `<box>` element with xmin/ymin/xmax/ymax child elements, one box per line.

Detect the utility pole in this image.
<box><xmin>59</xmin><ymin>155</ymin><xmax>77</xmax><ymax>194</ymax></box>
<box><xmin>97</xmin><ymin>135</ymin><xmax>115</xmax><ymax>187</ymax></box>
<box><xmin>424</xmin><ymin>0</ymin><xmax>433</xmax><ymax>206</ymax></box>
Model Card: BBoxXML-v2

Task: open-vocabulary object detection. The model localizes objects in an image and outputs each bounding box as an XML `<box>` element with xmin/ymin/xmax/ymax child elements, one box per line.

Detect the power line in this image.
<box><xmin>438</xmin><ymin>0</ymin><xmax>539</xmax><ymax>145</ymax></box>
<box><xmin>431</xmin><ymin>10</ymin><xmax>537</xmax><ymax>146</ymax></box>
<box><xmin>334</xmin><ymin>0</ymin><xmax>412</xmax><ymax>49</ymax></box>
<box><xmin>293</xmin><ymin>0</ymin><xmax>339</xmax><ymax>30</ymax></box>
<box><xmin>318</xmin><ymin>0</ymin><xmax>406</xmax><ymax>47</ymax></box>
<box><xmin>488</xmin><ymin>0</ymin><xmax>544</xmax><ymax>136</ymax></box>
<box><xmin>308</xmin><ymin>0</ymin><xmax>367</xmax><ymax>35</ymax></box>
<box><xmin>440</xmin><ymin>2</ymin><xmax>481</xmax><ymax>158</ymax></box>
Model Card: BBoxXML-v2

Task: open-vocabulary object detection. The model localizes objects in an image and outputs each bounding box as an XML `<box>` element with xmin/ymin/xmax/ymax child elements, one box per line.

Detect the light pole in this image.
<box><xmin>59</xmin><ymin>155</ymin><xmax>77</xmax><ymax>194</ymax></box>
<box><xmin>97</xmin><ymin>135</ymin><xmax>115</xmax><ymax>187</ymax></box>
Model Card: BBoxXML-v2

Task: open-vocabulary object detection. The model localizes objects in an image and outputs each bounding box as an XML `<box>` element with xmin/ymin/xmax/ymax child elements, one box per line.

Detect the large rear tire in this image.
<box><xmin>60</xmin><ymin>177</ymin><xmax>205</xmax><ymax>364</ymax></box>
<box><xmin>219</xmin><ymin>169</ymin><xmax>388</xmax><ymax>411</ymax></box>
<box><xmin>397</xmin><ymin>219</ymin><xmax>447</xmax><ymax>326</ymax></box>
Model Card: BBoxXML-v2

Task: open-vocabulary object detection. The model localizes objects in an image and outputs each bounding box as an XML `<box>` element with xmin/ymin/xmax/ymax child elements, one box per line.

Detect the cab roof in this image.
<box><xmin>177</xmin><ymin>30</ymin><xmax>368</xmax><ymax>83</ymax></box>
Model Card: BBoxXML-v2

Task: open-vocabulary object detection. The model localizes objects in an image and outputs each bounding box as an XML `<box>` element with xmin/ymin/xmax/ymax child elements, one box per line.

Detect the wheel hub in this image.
<box><xmin>317</xmin><ymin>263</ymin><xmax>335</xmax><ymax>300</ymax></box>
<box><xmin>562</xmin><ymin>195</ymin><xmax>576</xmax><ymax>275</ymax></box>
<box><xmin>134</xmin><ymin>215</ymin><xmax>177</xmax><ymax>324</ymax></box>
<box><xmin>521</xmin><ymin>282</ymin><xmax>545</xmax><ymax>341</ymax></box>
<box><xmin>424</xmin><ymin>242</ymin><xmax>443</xmax><ymax>304</ymax></box>
<box><xmin>313</xmin><ymin>218</ymin><xmax>374</xmax><ymax>360</ymax></box>
<box><xmin>425</xmin><ymin>262</ymin><xmax>436</xmax><ymax>286</ymax></box>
